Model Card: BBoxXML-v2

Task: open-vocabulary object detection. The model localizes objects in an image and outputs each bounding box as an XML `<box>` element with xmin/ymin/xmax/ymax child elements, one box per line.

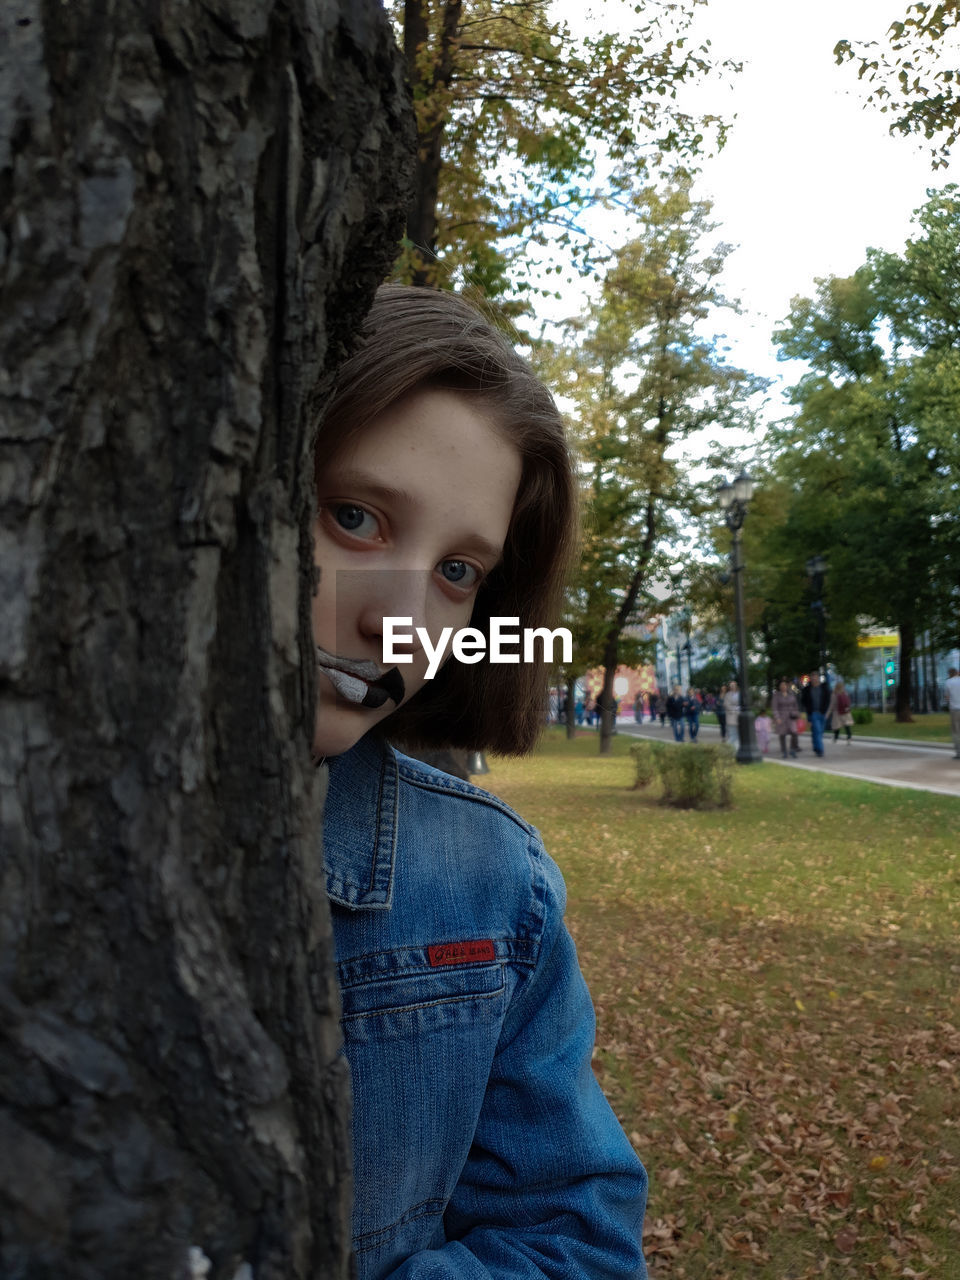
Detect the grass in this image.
<box><xmin>851</xmin><ymin>712</ymin><xmax>953</xmax><ymax>744</ymax></box>
<box><xmin>484</xmin><ymin>729</ymin><xmax>960</xmax><ymax>1280</ymax></box>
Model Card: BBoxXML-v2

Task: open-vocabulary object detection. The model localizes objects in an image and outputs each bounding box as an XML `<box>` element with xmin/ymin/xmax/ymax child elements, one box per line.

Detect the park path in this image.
<box><xmin>616</xmin><ymin>719</ymin><xmax>960</xmax><ymax>799</ymax></box>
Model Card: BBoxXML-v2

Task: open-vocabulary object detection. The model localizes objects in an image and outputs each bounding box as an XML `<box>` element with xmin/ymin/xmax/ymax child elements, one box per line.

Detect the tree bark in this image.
<box><xmin>403</xmin><ymin>0</ymin><xmax>462</xmax><ymax>285</ymax></box>
<box><xmin>0</xmin><ymin>2</ymin><xmax>414</xmax><ymax>1277</ymax></box>
<box><xmin>895</xmin><ymin>618</ymin><xmax>916</xmax><ymax>722</ymax></box>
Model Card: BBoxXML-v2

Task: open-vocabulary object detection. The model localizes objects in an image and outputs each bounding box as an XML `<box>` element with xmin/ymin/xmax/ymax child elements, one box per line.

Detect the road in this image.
<box><xmin>615</xmin><ymin>719</ymin><xmax>960</xmax><ymax>799</ymax></box>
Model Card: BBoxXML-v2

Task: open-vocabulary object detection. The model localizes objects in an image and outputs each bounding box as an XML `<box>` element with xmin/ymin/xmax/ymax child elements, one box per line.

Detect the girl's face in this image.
<box><xmin>311</xmin><ymin>385</ymin><xmax>522</xmax><ymax>757</ymax></box>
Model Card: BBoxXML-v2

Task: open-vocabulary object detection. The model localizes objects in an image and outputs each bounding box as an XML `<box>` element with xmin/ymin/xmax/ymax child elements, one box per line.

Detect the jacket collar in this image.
<box><xmin>324</xmin><ymin>735</ymin><xmax>398</xmax><ymax>911</ymax></box>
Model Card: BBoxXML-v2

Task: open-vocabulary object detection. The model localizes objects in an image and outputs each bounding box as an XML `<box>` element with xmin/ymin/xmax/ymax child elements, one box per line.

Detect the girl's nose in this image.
<box><xmin>353</xmin><ymin>569</ymin><xmax>434</xmax><ymax>657</ymax></box>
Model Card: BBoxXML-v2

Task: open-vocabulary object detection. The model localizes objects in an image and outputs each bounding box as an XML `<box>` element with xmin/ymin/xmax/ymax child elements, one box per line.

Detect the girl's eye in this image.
<box><xmin>438</xmin><ymin>559</ymin><xmax>479</xmax><ymax>588</ymax></box>
<box><xmin>333</xmin><ymin>504</ymin><xmax>379</xmax><ymax>539</ymax></box>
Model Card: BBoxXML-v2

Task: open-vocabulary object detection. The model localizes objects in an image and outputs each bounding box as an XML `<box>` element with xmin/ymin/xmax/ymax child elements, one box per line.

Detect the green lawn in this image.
<box><xmin>485</xmin><ymin>729</ymin><xmax>960</xmax><ymax>1280</ymax></box>
<box><xmin>852</xmin><ymin>711</ymin><xmax>953</xmax><ymax>743</ymax></box>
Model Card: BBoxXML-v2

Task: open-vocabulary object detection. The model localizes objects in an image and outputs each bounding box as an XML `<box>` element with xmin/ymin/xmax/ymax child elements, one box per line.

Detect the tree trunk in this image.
<box><xmin>0</xmin><ymin>3</ymin><xmax>413</xmax><ymax>1277</ymax></box>
<box><xmin>597</xmin><ymin>633</ymin><xmax>620</xmax><ymax>756</ymax></box>
<box><xmin>565</xmin><ymin>675</ymin><xmax>577</xmax><ymax>739</ymax></box>
<box><xmin>896</xmin><ymin>619</ymin><xmax>916</xmax><ymax>722</ymax></box>
<box><xmin>403</xmin><ymin>0</ymin><xmax>462</xmax><ymax>285</ymax></box>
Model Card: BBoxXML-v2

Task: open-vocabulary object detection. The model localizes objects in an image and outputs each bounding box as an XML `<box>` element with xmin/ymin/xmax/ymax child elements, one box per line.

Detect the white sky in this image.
<box><xmin>546</xmin><ymin>0</ymin><xmax>960</xmax><ymax>414</ymax></box>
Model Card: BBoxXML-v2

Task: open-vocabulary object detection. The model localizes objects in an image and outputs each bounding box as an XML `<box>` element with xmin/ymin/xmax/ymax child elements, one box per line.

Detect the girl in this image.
<box><xmin>827</xmin><ymin>678</ymin><xmax>854</xmax><ymax>743</ymax></box>
<box><xmin>754</xmin><ymin>707</ymin><xmax>772</xmax><ymax>754</ymax></box>
<box><xmin>313</xmin><ymin>286</ymin><xmax>647</xmax><ymax>1278</ymax></box>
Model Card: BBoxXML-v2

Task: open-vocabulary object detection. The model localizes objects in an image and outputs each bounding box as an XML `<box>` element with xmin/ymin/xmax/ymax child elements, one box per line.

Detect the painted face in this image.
<box><xmin>311</xmin><ymin>386</ymin><xmax>522</xmax><ymax>757</ymax></box>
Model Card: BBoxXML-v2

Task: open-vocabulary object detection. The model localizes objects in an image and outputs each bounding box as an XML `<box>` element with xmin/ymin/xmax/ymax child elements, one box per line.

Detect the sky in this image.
<box><xmin>547</xmin><ymin>0</ymin><xmax>960</xmax><ymax>421</ymax></box>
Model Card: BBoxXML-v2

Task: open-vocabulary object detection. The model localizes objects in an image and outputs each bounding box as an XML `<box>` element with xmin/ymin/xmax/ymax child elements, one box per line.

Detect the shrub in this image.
<box><xmin>655</xmin><ymin>742</ymin><xmax>736</xmax><ymax>810</ymax></box>
<box><xmin>629</xmin><ymin>740</ymin><xmax>664</xmax><ymax>789</ymax></box>
<box><xmin>852</xmin><ymin>706</ymin><xmax>874</xmax><ymax>725</ymax></box>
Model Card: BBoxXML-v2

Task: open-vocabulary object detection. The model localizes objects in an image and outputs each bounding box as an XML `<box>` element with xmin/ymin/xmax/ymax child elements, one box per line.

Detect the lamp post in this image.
<box><xmin>674</xmin><ymin>608</ymin><xmax>690</xmax><ymax>688</ymax></box>
<box><xmin>718</xmin><ymin>471</ymin><xmax>763</xmax><ymax>764</ymax></box>
<box><xmin>805</xmin><ymin>554</ymin><xmax>829</xmax><ymax>685</ymax></box>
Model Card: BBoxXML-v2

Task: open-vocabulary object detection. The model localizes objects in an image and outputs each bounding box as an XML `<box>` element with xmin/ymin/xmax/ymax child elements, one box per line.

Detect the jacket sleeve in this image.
<box><xmin>386</xmin><ymin>844</ymin><xmax>648</xmax><ymax>1279</ymax></box>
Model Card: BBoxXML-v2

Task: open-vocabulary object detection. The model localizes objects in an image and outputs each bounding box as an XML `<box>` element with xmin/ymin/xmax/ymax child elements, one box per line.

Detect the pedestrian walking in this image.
<box><xmin>715</xmin><ymin>683</ymin><xmax>728</xmax><ymax>741</ymax></box>
<box><xmin>801</xmin><ymin>671</ymin><xmax>830</xmax><ymax>757</ymax></box>
<box><xmin>683</xmin><ymin>687</ymin><xmax>700</xmax><ymax>741</ymax></box>
<box><xmin>666</xmin><ymin>684</ymin><xmax>685</xmax><ymax>742</ymax></box>
<box><xmin>723</xmin><ymin>680</ymin><xmax>741</xmax><ymax>749</ymax></box>
<box><xmin>827</xmin><ymin>679</ymin><xmax>854</xmax><ymax>743</ymax></box>
<box><xmin>754</xmin><ymin>708</ymin><xmax>772</xmax><ymax>754</ymax></box>
<box><xmin>946</xmin><ymin>667</ymin><xmax>960</xmax><ymax>760</ymax></box>
<box><xmin>772</xmin><ymin>678</ymin><xmax>800</xmax><ymax>758</ymax></box>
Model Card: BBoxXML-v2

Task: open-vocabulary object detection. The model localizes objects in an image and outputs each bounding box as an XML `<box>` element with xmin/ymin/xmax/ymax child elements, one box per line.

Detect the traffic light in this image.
<box><xmin>884</xmin><ymin>658</ymin><xmax>896</xmax><ymax>688</ymax></box>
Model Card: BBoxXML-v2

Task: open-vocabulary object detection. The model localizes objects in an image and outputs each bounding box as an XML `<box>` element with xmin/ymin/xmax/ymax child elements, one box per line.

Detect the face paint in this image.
<box><xmin>315</xmin><ymin>647</ymin><xmax>406</xmax><ymax>709</ymax></box>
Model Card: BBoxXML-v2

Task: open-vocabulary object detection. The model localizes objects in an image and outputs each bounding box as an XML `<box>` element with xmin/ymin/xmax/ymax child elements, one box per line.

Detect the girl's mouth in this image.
<box><xmin>315</xmin><ymin>649</ymin><xmax>406</xmax><ymax>709</ymax></box>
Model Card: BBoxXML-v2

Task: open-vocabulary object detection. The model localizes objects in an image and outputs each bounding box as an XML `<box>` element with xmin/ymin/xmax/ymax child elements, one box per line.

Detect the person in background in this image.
<box><xmin>723</xmin><ymin>680</ymin><xmax>740</xmax><ymax>749</ymax></box>
<box><xmin>772</xmin><ymin>678</ymin><xmax>800</xmax><ymax>759</ymax></box>
<box><xmin>826</xmin><ymin>678</ymin><xmax>854</xmax><ymax>744</ymax></box>
<box><xmin>945</xmin><ymin>666</ymin><xmax>960</xmax><ymax>760</ymax></box>
<box><xmin>754</xmin><ymin>707</ymin><xmax>772</xmax><ymax>754</ymax></box>
<box><xmin>665</xmin><ymin>684</ymin><xmax>685</xmax><ymax>742</ymax></box>
<box><xmin>801</xmin><ymin>671</ymin><xmax>830</xmax><ymax>757</ymax></box>
<box><xmin>683</xmin><ymin>687</ymin><xmax>700</xmax><ymax>742</ymax></box>
<box><xmin>715</xmin><ymin>683</ymin><xmax>728</xmax><ymax>741</ymax></box>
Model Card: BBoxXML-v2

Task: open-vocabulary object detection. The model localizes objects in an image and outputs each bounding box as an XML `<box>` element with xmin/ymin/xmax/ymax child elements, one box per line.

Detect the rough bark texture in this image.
<box><xmin>895</xmin><ymin>618</ymin><xmax>916</xmax><ymax>722</ymax></box>
<box><xmin>401</xmin><ymin>0</ymin><xmax>460</xmax><ymax>285</ymax></box>
<box><xmin>0</xmin><ymin>2</ymin><xmax>414</xmax><ymax>1276</ymax></box>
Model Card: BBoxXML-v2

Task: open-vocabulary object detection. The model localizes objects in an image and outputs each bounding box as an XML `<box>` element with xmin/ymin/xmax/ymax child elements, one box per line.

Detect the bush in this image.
<box><xmin>852</xmin><ymin>706</ymin><xmax>874</xmax><ymax>725</ymax></box>
<box><xmin>629</xmin><ymin>740</ymin><xmax>665</xmax><ymax>789</ymax></box>
<box><xmin>655</xmin><ymin>742</ymin><xmax>736</xmax><ymax>810</ymax></box>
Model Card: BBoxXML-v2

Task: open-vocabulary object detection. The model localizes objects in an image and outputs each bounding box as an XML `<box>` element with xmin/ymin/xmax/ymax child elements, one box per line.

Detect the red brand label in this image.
<box><xmin>428</xmin><ymin>940</ymin><xmax>496</xmax><ymax>967</ymax></box>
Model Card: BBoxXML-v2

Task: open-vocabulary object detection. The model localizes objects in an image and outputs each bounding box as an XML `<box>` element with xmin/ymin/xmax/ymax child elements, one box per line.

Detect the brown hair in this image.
<box><xmin>316</xmin><ymin>284</ymin><xmax>578</xmax><ymax>755</ymax></box>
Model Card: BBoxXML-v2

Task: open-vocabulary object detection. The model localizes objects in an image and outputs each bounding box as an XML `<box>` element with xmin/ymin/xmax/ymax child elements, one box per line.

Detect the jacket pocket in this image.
<box><xmin>338</xmin><ymin>956</ymin><xmax>506</xmax><ymax>1257</ymax></box>
<box><xmin>341</xmin><ymin>959</ymin><xmax>504</xmax><ymax>1029</ymax></box>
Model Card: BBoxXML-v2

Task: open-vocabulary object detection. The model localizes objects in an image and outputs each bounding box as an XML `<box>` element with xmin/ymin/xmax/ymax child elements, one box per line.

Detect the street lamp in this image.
<box><xmin>674</xmin><ymin>608</ymin><xmax>691</xmax><ymax>687</ymax></box>
<box><xmin>718</xmin><ymin>471</ymin><xmax>763</xmax><ymax>764</ymax></box>
<box><xmin>805</xmin><ymin>554</ymin><xmax>829</xmax><ymax>684</ymax></box>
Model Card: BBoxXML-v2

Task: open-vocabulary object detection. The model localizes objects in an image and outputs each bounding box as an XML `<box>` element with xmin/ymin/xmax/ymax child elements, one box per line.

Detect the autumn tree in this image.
<box><xmin>391</xmin><ymin>0</ymin><xmax>732</xmax><ymax>304</ymax></box>
<box><xmin>553</xmin><ymin>177</ymin><xmax>759</xmax><ymax>754</ymax></box>
<box><xmin>835</xmin><ymin>2</ymin><xmax>960</xmax><ymax>167</ymax></box>
<box><xmin>0</xmin><ymin>2</ymin><xmax>413</xmax><ymax>1275</ymax></box>
<box><xmin>770</xmin><ymin>193</ymin><xmax>960</xmax><ymax>718</ymax></box>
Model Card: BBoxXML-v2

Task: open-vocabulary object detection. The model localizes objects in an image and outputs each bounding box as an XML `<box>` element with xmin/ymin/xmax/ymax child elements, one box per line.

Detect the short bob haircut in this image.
<box><xmin>315</xmin><ymin>284</ymin><xmax>578</xmax><ymax>756</ymax></box>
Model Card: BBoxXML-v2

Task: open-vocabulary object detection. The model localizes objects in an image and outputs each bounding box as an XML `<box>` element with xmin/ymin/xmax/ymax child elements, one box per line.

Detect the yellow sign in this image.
<box><xmin>857</xmin><ymin>634</ymin><xmax>899</xmax><ymax>649</ymax></box>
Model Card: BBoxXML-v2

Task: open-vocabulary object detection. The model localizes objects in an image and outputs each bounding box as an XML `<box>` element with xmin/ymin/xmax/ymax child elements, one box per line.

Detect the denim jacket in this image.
<box><xmin>325</xmin><ymin>736</ymin><xmax>648</xmax><ymax>1279</ymax></box>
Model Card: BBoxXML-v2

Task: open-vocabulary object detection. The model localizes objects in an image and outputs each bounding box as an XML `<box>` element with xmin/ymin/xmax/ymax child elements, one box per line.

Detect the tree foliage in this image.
<box><xmin>391</xmin><ymin>0</ymin><xmax>734</xmax><ymax>305</ymax></box>
<box><xmin>764</xmin><ymin>187</ymin><xmax>960</xmax><ymax>718</ymax></box>
<box><xmin>551</xmin><ymin>176</ymin><xmax>759</xmax><ymax>752</ymax></box>
<box><xmin>835</xmin><ymin>2</ymin><xmax>960</xmax><ymax>167</ymax></box>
